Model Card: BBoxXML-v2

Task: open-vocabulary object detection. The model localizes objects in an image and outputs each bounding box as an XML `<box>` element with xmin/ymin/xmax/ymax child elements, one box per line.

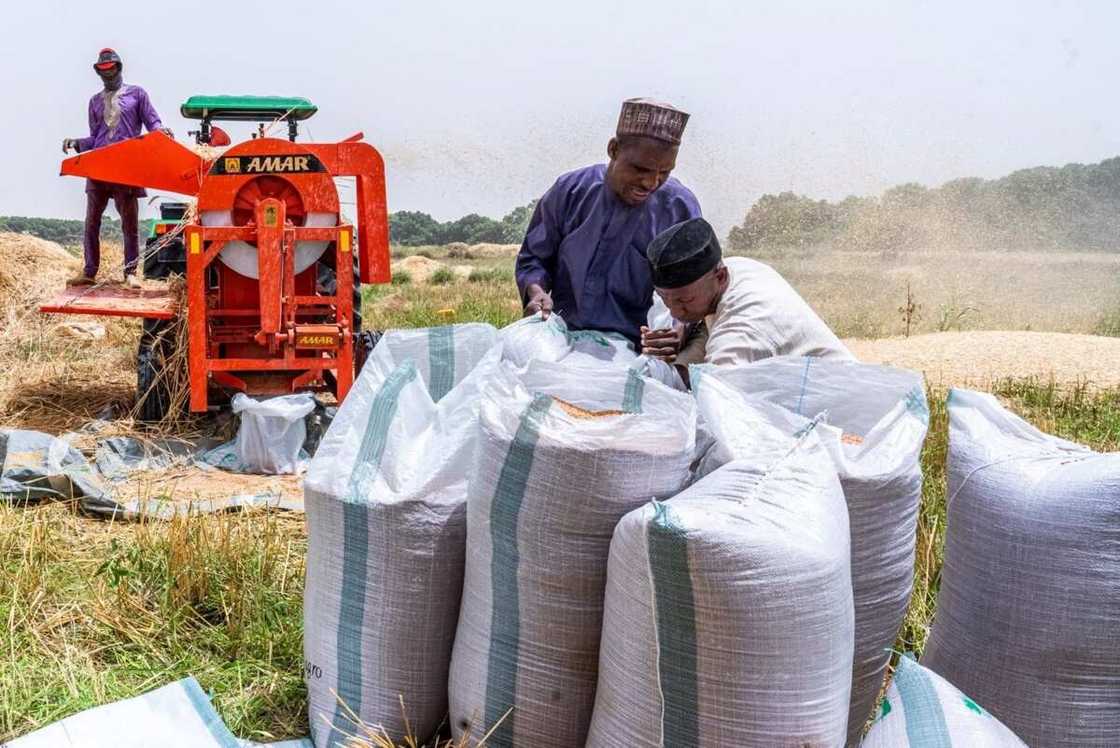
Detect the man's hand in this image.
<box><xmin>523</xmin><ymin>284</ymin><xmax>554</xmax><ymax>319</ymax></box>
<box><xmin>640</xmin><ymin>324</ymin><xmax>685</xmax><ymax>361</ymax></box>
<box><xmin>62</xmin><ymin>138</ymin><xmax>78</xmax><ymax>154</ymax></box>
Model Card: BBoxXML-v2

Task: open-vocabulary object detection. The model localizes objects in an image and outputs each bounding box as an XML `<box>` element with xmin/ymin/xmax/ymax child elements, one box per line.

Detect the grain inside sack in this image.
<box><xmin>587</xmin><ymin>391</ymin><xmax>854</xmax><ymax>747</ymax></box>
<box><xmin>448</xmin><ymin>360</ymin><xmax>695</xmax><ymax>746</ymax></box>
<box><xmin>696</xmin><ymin>357</ymin><xmax>928</xmax><ymax>745</ymax></box>
<box><xmin>923</xmin><ymin>389</ymin><xmax>1120</xmax><ymax>747</ymax></box>
<box><xmin>303</xmin><ymin>323</ymin><xmax>500</xmax><ymax>746</ymax></box>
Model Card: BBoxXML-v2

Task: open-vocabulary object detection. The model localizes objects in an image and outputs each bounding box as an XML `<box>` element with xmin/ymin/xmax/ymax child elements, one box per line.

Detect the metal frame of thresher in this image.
<box><xmin>50</xmin><ymin>130</ymin><xmax>393</xmax><ymax>413</ymax></box>
<box><xmin>183</xmin><ymin>206</ymin><xmax>356</xmax><ymax>413</ymax></box>
<box><xmin>183</xmin><ymin>138</ymin><xmax>392</xmax><ymax>413</ymax></box>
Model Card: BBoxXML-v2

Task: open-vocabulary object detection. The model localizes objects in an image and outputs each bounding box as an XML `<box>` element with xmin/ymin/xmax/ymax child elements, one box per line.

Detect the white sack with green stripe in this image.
<box><xmin>4</xmin><ymin>676</ymin><xmax>269</xmax><ymax>747</ymax></box>
<box><xmin>498</xmin><ymin>312</ymin><xmax>637</xmax><ymax>370</ymax></box>
<box><xmin>448</xmin><ymin>361</ymin><xmax>695</xmax><ymax>746</ymax></box>
<box><xmin>697</xmin><ymin>357</ymin><xmax>928</xmax><ymax>745</ymax></box>
<box><xmin>303</xmin><ymin>324</ymin><xmax>500</xmax><ymax>747</ymax></box>
<box><xmin>859</xmin><ymin>654</ymin><xmax>1026</xmax><ymax>747</ymax></box>
<box><xmin>587</xmin><ymin>390</ymin><xmax>854</xmax><ymax>747</ymax></box>
<box><xmin>922</xmin><ymin>389</ymin><xmax>1120</xmax><ymax>746</ymax></box>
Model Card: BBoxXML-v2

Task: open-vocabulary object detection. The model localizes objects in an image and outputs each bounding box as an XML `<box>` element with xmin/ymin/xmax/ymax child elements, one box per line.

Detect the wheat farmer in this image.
<box><xmin>62</xmin><ymin>48</ymin><xmax>171</xmax><ymax>288</ymax></box>
<box><xmin>515</xmin><ymin>98</ymin><xmax>701</xmax><ymax>347</ymax></box>
<box><xmin>642</xmin><ymin>217</ymin><xmax>852</xmax><ymax>385</ymax></box>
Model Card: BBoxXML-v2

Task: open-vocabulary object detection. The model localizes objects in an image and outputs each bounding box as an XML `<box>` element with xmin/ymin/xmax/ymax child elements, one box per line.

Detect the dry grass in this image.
<box><xmin>330</xmin><ymin>698</ymin><xmax>507</xmax><ymax>748</ymax></box>
<box><xmin>0</xmin><ymin>502</ymin><xmax>308</xmax><ymax>743</ymax></box>
<box><xmin>0</xmin><ymin>233</ymin><xmax>204</xmax><ymax>439</ymax></box>
<box><xmin>0</xmin><ymin>235</ymin><xmax>137</xmax><ymax>433</ymax></box>
<box><xmin>848</xmin><ymin>330</ymin><xmax>1120</xmax><ymax>392</ymax></box>
<box><xmin>761</xmin><ymin>247</ymin><xmax>1120</xmax><ymax>338</ymax></box>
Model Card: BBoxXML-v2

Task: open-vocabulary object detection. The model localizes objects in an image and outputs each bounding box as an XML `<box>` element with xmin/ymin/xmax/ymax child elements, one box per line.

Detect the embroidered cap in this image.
<box><xmin>616</xmin><ymin>98</ymin><xmax>689</xmax><ymax>145</ymax></box>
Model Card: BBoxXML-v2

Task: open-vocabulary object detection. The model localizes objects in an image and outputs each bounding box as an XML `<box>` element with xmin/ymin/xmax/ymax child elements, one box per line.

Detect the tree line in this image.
<box><xmin>728</xmin><ymin>156</ymin><xmax>1120</xmax><ymax>254</ymax></box>
<box><xmin>0</xmin><ymin>216</ymin><xmax>152</xmax><ymax>245</ymax></box>
<box><xmin>0</xmin><ymin>204</ymin><xmax>537</xmax><ymax>249</ymax></box>
<box><xmin>9</xmin><ymin>155</ymin><xmax>1120</xmax><ymax>253</ymax></box>
<box><xmin>389</xmin><ymin>201</ymin><xmax>536</xmax><ymax>246</ymax></box>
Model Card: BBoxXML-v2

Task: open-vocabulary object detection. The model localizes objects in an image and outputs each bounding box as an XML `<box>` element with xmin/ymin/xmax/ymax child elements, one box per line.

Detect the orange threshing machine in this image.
<box><xmin>42</xmin><ymin>96</ymin><xmax>391</xmax><ymax>419</ymax></box>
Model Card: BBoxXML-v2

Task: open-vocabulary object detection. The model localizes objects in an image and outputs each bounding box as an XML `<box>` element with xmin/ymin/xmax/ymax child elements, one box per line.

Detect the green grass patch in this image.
<box><xmin>0</xmin><ymin>507</ymin><xmax>308</xmax><ymax>743</ymax></box>
<box><xmin>428</xmin><ymin>268</ymin><xmax>457</xmax><ymax>286</ymax></box>
<box><xmin>467</xmin><ymin>267</ymin><xmax>514</xmax><ymax>284</ymax></box>
<box><xmin>1094</xmin><ymin>308</ymin><xmax>1120</xmax><ymax>337</ymax></box>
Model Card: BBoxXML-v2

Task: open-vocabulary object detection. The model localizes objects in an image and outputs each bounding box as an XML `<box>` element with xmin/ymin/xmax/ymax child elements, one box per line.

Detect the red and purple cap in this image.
<box><xmin>94</xmin><ymin>48</ymin><xmax>122</xmax><ymax>71</ymax></box>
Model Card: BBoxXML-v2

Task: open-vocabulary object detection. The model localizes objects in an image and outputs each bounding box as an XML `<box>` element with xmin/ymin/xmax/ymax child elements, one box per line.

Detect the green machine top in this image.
<box><xmin>180</xmin><ymin>95</ymin><xmax>318</xmax><ymax>122</ymax></box>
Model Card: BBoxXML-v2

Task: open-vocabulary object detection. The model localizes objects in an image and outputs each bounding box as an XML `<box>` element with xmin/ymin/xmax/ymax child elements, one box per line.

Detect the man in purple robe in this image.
<box><xmin>63</xmin><ymin>48</ymin><xmax>171</xmax><ymax>287</ymax></box>
<box><xmin>515</xmin><ymin>98</ymin><xmax>701</xmax><ymax>346</ymax></box>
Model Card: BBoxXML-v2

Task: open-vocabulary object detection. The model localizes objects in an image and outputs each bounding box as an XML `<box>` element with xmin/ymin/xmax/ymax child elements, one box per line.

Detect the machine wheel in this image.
<box><xmin>142</xmin><ymin>236</ymin><xmax>187</xmax><ymax>279</ymax></box>
<box><xmin>354</xmin><ymin>330</ymin><xmax>382</xmax><ymax>376</ymax></box>
<box><xmin>136</xmin><ymin>319</ymin><xmax>173</xmax><ymax>422</ymax></box>
<box><xmin>321</xmin><ymin>250</ymin><xmax>382</xmax><ymax>383</ymax></box>
<box><xmin>317</xmin><ymin>251</ymin><xmax>363</xmax><ymax>331</ymax></box>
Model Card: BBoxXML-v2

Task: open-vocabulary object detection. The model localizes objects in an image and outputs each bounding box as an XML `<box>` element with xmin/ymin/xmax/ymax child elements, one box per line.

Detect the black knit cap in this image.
<box><xmin>647</xmin><ymin>217</ymin><xmax>722</xmax><ymax>289</ymax></box>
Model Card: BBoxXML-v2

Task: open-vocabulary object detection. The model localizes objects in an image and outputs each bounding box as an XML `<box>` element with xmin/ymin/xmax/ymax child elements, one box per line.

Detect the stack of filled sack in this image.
<box><xmin>302</xmin><ymin>312</ymin><xmax>1117</xmax><ymax>747</ymax></box>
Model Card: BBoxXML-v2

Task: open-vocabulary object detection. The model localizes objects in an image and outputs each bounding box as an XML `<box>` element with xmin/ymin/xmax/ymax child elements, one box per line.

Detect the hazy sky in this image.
<box><xmin>2</xmin><ymin>1</ymin><xmax>1117</xmax><ymax>234</ymax></box>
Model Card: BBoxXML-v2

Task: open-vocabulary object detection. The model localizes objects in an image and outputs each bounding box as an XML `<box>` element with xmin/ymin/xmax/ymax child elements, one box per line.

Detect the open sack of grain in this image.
<box><xmin>587</xmin><ymin>389</ymin><xmax>854</xmax><ymax>747</ymax></box>
<box><xmin>303</xmin><ymin>323</ymin><xmax>500</xmax><ymax>746</ymax></box>
<box><xmin>860</xmin><ymin>655</ymin><xmax>1026</xmax><ymax>747</ymax></box>
<box><xmin>696</xmin><ymin>357</ymin><xmax>928</xmax><ymax>744</ymax></box>
<box><xmin>922</xmin><ymin>389</ymin><xmax>1120</xmax><ymax>746</ymax></box>
<box><xmin>448</xmin><ymin>360</ymin><xmax>695</xmax><ymax>746</ymax></box>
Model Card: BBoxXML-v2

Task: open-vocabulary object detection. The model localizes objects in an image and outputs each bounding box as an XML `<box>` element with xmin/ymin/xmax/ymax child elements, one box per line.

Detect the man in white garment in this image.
<box><xmin>639</xmin><ymin>217</ymin><xmax>851</xmax><ymax>386</ymax></box>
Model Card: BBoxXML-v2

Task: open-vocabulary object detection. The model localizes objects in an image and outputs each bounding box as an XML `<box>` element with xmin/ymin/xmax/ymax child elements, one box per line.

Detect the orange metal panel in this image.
<box><xmin>294</xmin><ymin>325</ymin><xmax>340</xmax><ymax>350</ymax></box>
<box><xmin>61</xmin><ymin>131</ymin><xmax>206</xmax><ymax>196</ymax></box>
<box><xmin>303</xmin><ymin>141</ymin><xmax>390</xmax><ymax>285</ymax></box>
<box><xmin>196</xmin><ymin>138</ymin><xmax>339</xmax><ymax>217</ymax></box>
<box><xmin>185</xmin><ymin>226</ymin><xmax>211</xmax><ymax>412</ymax></box>
<box><xmin>209</xmin><ymin>358</ymin><xmax>340</xmax><ymax>371</ymax></box>
<box><xmin>254</xmin><ymin>198</ymin><xmax>284</xmax><ymax>337</ymax></box>
<box><xmin>39</xmin><ymin>286</ymin><xmax>179</xmax><ymax>319</ymax></box>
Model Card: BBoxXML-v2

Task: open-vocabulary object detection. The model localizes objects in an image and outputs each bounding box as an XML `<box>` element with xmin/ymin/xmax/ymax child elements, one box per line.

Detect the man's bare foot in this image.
<box><xmin>125</xmin><ymin>274</ymin><xmax>142</xmax><ymax>289</ymax></box>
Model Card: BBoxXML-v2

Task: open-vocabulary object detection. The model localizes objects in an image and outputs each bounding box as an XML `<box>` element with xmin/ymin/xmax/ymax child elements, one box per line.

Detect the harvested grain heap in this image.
<box><xmin>303</xmin><ymin>323</ymin><xmax>501</xmax><ymax>747</ymax></box>
<box><xmin>697</xmin><ymin>357</ymin><xmax>928</xmax><ymax>745</ymax></box>
<box><xmin>0</xmin><ymin>232</ymin><xmax>79</xmax><ymax>318</ymax></box>
<box><xmin>449</xmin><ymin>361</ymin><xmax>695</xmax><ymax>746</ymax></box>
<box><xmin>588</xmin><ymin>387</ymin><xmax>854</xmax><ymax>746</ymax></box>
<box><xmin>0</xmin><ymin>234</ymin><xmax>139</xmax><ymax>434</ymax></box>
<box><xmin>923</xmin><ymin>389</ymin><xmax>1120</xmax><ymax>746</ymax></box>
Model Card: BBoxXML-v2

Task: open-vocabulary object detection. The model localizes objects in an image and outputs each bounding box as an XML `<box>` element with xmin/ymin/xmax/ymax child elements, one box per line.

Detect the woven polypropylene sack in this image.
<box><xmin>588</xmin><ymin>395</ymin><xmax>854</xmax><ymax>747</ymax></box>
<box><xmin>230</xmin><ymin>392</ymin><xmax>316</xmax><ymax>474</ymax></box>
<box><xmin>518</xmin><ymin>358</ymin><xmax>648</xmax><ymax>413</ymax></box>
<box><xmin>499</xmin><ymin>312</ymin><xmax>637</xmax><ymax>371</ymax></box>
<box><xmin>565</xmin><ymin>329</ymin><xmax>637</xmax><ymax>367</ymax></box>
<box><xmin>698</xmin><ymin>358</ymin><xmax>928</xmax><ymax>744</ymax></box>
<box><xmin>304</xmin><ymin>324</ymin><xmax>500</xmax><ymax>746</ymax></box>
<box><xmin>922</xmin><ymin>389</ymin><xmax>1120</xmax><ymax>746</ymax></box>
<box><xmin>448</xmin><ymin>363</ymin><xmax>696</xmax><ymax>746</ymax></box>
<box><xmin>5</xmin><ymin>677</ymin><xmax>256</xmax><ymax>748</ymax></box>
<box><xmin>859</xmin><ymin>655</ymin><xmax>1026</xmax><ymax>747</ymax></box>
<box><xmin>498</xmin><ymin>312</ymin><xmax>572</xmax><ymax>369</ymax></box>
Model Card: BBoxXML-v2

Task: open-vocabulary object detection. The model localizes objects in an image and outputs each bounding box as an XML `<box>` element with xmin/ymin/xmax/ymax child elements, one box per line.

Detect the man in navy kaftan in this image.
<box><xmin>515</xmin><ymin>99</ymin><xmax>701</xmax><ymax>346</ymax></box>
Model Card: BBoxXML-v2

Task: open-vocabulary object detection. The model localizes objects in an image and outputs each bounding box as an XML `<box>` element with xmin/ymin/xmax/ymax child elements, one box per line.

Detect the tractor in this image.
<box><xmin>42</xmin><ymin>95</ymin><xmax>391</xmax><ymax>420</ymax></box>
